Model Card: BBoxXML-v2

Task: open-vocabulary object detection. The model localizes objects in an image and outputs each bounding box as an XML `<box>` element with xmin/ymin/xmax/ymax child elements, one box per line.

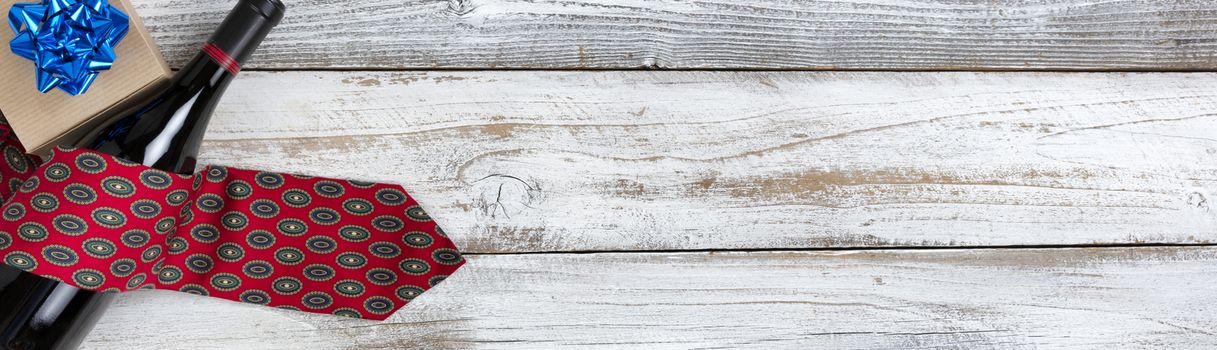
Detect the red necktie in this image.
<box><xmin>0</xmin><ymin>122</ymin><xmax>464</xmax><ymax>320</ymax></box>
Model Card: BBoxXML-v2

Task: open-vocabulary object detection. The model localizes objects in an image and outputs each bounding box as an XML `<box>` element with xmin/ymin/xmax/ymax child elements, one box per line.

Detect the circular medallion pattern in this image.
<box><xmin>221</xmin><ymin>211</ymin><xmax>249</xmax><ymax>231</ymax></box>
<box><xmin>301</xmin><ymin>291</ymin><xmax>333</xmax><ymax>309</ymax></box>
<box><xmin>398</xmin><ymin>258</ymin><xmax>431</xmax><ymax>276</ymax></box>
<box><xmin>303</xmin><ymin>264</ymin><xmax>336</xmax><ymax>281</ymax></box>
<box><xmin>51</xmin><ymin>214</ymin><xmax>87</xmax><ymax>235</ymax></box>
<box><xmin>216</xmin><ymin>243</ymin><xmax>245</xmax><ymax>262</ymax></box>
<box><xmin>313</xmin><ymin>181</ymin><xmax>345</xmax><ymax>198</ymax></box>
<box><xmin>371</xmin><ymin>215</ymin><xmax>404</xmax><ymax>232</ymax></box>
<box><xmin>30</xmin><ymin>193</ymin><xmax>57</xmax><ymax>212</ymax></box>
<box><xmin>126</xmin><ymin>273</ymin><xmax>146</xmax><ymax>289</ymax></box>
<box><xmin>335</xmin><ymin>252</ymin><xmax>367</xmax><ymax>269</ymax></box>
<box><xmin>341</xmin><ymin>198</ymin><xmax>373</xmax><ymax>215</ymax></box>
<box><xmin>206</xmin><ymin>166</ymin><xmax>228</xmax><ymax>182</ymax></box>
<box><xmin>81</xmin><ymin>238</ymin><xmax>117</xmax><ymax>258</ymax></box>
<box><xmin>43</xmin><ymin>163</ymin><xmax>71</xmax><ymax>181</ymax></box>
<box><xmin>195</xmin><ymin>194</ymin><xmax>225</xmax><ymax>213</ymax></box>
<box><xmin>404</xmin><ymin>205</ymin><xmax>431</xmax><ymax>222</ymax></box>
<box><xmin>4</xmin><ymin>251</ymin><xmax>36</xmax><ymax>270</ymax></box>
<box><xmin>276</xmin><ymin>219</ymin><xmax>308</xmax><ymax>236</ymax></box>
<box><xmin>338</xmin><ymin>225</ymin><xmax>371</xmax><ymax>242</ymax></box>
<box><xmin>99</xmin><ymin>176</ymin><xmax>136</xmax><ymax>198</ymax></box>
<box><xmin>138</xmin><ymin>169</ymin><xmax>173</xmax><ymax>189</ymax></box>
<box><xmin>254</xmin><ymin>172</ymin><xmax>284</xmax><ymax>189</ymax></box>
<box><xmin>190</xmin><ymin>224</ymin><xmax>221</xmax><ymax>243</ymax></box>
<box><xmin>249</xmin><ymin>199</ymin><xmax>280</xmax><ymax>218</ymax></box>
<box><xmin>274</xmin><ymin>247</ymin><xmax>305</xmax><ymax>265</ymax></box>
<box><xmin>17</xmin><ymin>222</ymin><xmax>48</xmax><ymax>241</ymax></box>
<box><xmin>130</xmin><ymin>199</ymin><xmax>162</xmax><ymax>219</ymax></box>
<box><xmin>239</xmin><ymin>290</ymin><xmax>271</xmax><ymax>305</ymax></box>
<box><xmin>334</xmin><ymin>280</ymin><xmax>365</xmax><ymax>297</ymax></box>
<box><xmin>41</xmin><ymin>245</ymin><xmax>78</xmax><ymax>266</ymax></box>
<box><xmin>165</xmin><ymin>190</ymin><xmax>190</xmax><ymax>206</ymax></box>
<box><xmin>365</xmin><ymin>268</ymin><xmax>397</xmax><ymax>286</ymax></box>
<box><xmin>120</xmin><ymin>229</ymin><xmax>151</xmax><ymax>248</ymax></box>
<box><xmin>109</xmin><ymin>258</ymin><xmax>137</xmax><ymax>277</ymax></box>
<box><xmin>305</xmin><ymin>236</ymin><xmax>338</xmax><ymax>254</ymax></box>
<box><xmin>242</xmin><ymin>260</ymin><xmax>274</xmax><ymax>279</ymax></box>
<box><xmin>432</xmin><ymin>248</ymin><xmax>463</xmax><ymax>266</ymax></box>
<box><xmin>166</xmin><ymin>236</ymin><xmax>189</xmax><ymax>254</ymax></box>
<box><xmin>62</xmin><ymin>183</ymin><xmax>97</xmax><ymax>204</ymax></box>
<box><xmin>4</xmin><ymin>146</ymin><xmax>27</xmax><ymax>172</ymax></box>
<box><xmin>3</xmin><ymin>203</ymin><xmax>25</xmax><ymax>221</ymax></box>
<box><xmin>157</xmin><ymin>265</ymin><xmax>183</xmax><ymax>284</ymax></box>
<box><xmin>374</xmin><ymin>188</ymin><xmax>407</xmax><ymax>205</ymax></box>
<box><xmin>210</xmin><ymin>273</ymin><xmax>242</xmax><ymax>291</ymax></box>
<box><xmin>395</xmin><ymin>285</ymin><xmax>424</xmax><ymax>301</ymax></box>
<box><xmin>272</xmin><ymin>277</ymin><xmax>302</xmax><ymax>295</ymax></box>
<box><xmin>154</xmin><ymin>217</ymin><xmax>177</xmax><ymax>234</ymax></box>
<box><xmin>402</xmin><ymin>231</ymin><xmax>434</xmax><ymax>248</ymax></box>
<box><xmin>74</xmin><ymin>153</ymin><xmax>107</xmax><ymax>174</ymax></box>
<box><xmin>185</xmin><ymin>253</ymin><xmax>215</xmax><ymax>274</ymax></box>
<box><xmin>368</xmin><ymin>241</ymin><xmax>401</xmax><ymax>259</ymax></box>
<box><xmin>226</xmin><ymin>180</ymin><xmax>253</xmax><ymax>200</ymax></box>
<box><xmin>140</xmin><ymin>245</ymin><xmax>162</xmax><ymax>263</ymax></box>
<box><xmin>245</xmin><ymin>230</ymin><xmax>276</xmax><ymax>249</ymax></box>
<box><xmin>363</xmin><ymin>296</ymin><xmax>395</xmax><ymax>315</ymax></box>
<box><xmin>90</xmin><ymin>207</ymin><xmax>126</xmax><ymax>228</ymax></box>
<box><xmin>308</xmin><ymin>207</ymin><xmax>341</xmax><ymax>225</ymax></box>
<box><xmin>72</xmin><ymin>269</ymin><xmax>105</xmax><ymax>288</ymax></box>
<box><xmin>281</xmin><ymin>189</ymin><xmax>311</xmax><ymax>208</ymax></box>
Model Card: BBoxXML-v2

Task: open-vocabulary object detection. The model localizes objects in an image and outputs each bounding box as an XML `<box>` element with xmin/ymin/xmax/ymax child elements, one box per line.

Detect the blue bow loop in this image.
<box><xmin>7</xmin><ymin>0</ymin><xmax>128</xmax><ymax>95</ymax></box>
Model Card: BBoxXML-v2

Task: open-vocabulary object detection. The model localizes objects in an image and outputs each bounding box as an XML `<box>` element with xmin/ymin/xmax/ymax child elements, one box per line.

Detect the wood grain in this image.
<box><xmin>193</xmin><ymin>71</ymin><xmax>1217</xmax><ymax>253</ymax></box>
<box><xmin>82</xmin><ymin>247</ymin><xmax>1217</xmax><ymax>349</ymax></box>
<box><xmin>132</xmin><ymin>0</ymin><xmax>1217</xmax><ymax>70</ymax></box>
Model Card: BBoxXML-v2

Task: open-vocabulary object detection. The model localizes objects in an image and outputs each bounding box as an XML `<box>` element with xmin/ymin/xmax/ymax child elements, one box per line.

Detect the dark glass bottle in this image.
<box><xmin>0</xmin><ymin>1</ymin><xmax>284</xmax><ymax>349</ymax></box>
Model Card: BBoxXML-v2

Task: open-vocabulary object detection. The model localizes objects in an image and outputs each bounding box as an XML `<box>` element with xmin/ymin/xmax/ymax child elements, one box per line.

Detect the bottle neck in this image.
<box><xmin>202</xmin><ymin>43</ymin><xmax>242</xmax><ymax>75</ymax></box>
<box><xmin>204</xmin><ymin>0</ymin><xmax>283</xmax><ymax>73</ymax></box>
<box><xmin>177</xmin><ymin>49</ymin><xmax>238</xmax><ymax>89</ymax></box>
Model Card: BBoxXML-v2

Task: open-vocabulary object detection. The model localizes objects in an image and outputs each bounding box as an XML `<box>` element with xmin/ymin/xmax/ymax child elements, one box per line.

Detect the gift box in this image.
<box><xmin>0</xmin><ymin>0</ymin><xmax>170</xmax><ymax>154</ymax></box>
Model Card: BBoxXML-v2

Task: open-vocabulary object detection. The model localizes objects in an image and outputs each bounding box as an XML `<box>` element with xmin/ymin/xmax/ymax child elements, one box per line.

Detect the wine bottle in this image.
<box><xmin>0</xmin><ymin>0</ymin><xmax>284</xmax><ymax>348</ymax></box>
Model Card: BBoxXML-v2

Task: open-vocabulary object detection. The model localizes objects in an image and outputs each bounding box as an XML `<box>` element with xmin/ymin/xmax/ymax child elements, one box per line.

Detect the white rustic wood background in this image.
<box><xmin>83</xmin><ymin>0</ymin><xmax>1217</xmax><ymax>349</ymax></box>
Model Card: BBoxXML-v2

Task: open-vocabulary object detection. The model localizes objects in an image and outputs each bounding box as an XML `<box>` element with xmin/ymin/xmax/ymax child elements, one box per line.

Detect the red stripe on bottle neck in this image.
<box><xmin>202</xmin><ymin>43</ymin><xmax>241</xmax><ymax>75</ymax></box>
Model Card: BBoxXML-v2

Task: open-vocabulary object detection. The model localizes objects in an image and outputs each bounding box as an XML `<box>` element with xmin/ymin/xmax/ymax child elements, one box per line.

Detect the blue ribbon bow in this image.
<box><xmin>7</xmin><ymin>0</ymin><xmax>129</xmax><ymax>95</ymax></box>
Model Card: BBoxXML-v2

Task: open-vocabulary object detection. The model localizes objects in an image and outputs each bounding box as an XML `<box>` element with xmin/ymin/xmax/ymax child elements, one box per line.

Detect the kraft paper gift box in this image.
<box><xmin>0</xmin><ymin>0</ymin><xmax>171</xmax><ymax>154</ymax></box>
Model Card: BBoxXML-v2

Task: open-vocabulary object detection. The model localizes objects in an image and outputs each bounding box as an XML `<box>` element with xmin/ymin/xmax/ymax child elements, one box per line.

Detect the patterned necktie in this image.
<box><xmin>0</xmin><ymin>121</ymin><xmax>464</xmax><ymax>320</ymax></box>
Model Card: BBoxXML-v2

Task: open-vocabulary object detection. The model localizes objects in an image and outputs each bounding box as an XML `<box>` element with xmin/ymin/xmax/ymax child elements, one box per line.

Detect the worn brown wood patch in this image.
<box><xmin>191</xmin><ymin>71</ymin><xmax>1217</xmax><ymax>253</ymax></box>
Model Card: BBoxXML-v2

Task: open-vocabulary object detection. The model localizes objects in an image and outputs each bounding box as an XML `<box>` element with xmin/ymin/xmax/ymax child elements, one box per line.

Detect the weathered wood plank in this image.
<box><xmin>133</xmin><ymin>0</ymin><xmax>1217</xmax><ymax>70</ymax></box>
<box><xmin>82</xmin><ymin>247</ymin><xmax>1217</xmax><ymax>349</ymax></box>
<box><xmin>194</xmin><ymin>71</ymin><xmax>1217</xmax><ymax>253</ymax></box>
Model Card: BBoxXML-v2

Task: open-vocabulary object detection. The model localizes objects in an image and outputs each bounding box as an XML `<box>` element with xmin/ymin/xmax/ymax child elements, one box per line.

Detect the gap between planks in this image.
<box><xmin>226</xmin><ymin>67</ymin><xmax>1217</xmax><ymax>73</ymax></box>
<box><xmin>463</xmin><ymin>242</ymin><xmax>1217</xmax><ymax>256</ymax></box>
<box><xmin>135</xmin><ymin>0</ymin><xmax>1217</xmax><ymax>70</ymax></box>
